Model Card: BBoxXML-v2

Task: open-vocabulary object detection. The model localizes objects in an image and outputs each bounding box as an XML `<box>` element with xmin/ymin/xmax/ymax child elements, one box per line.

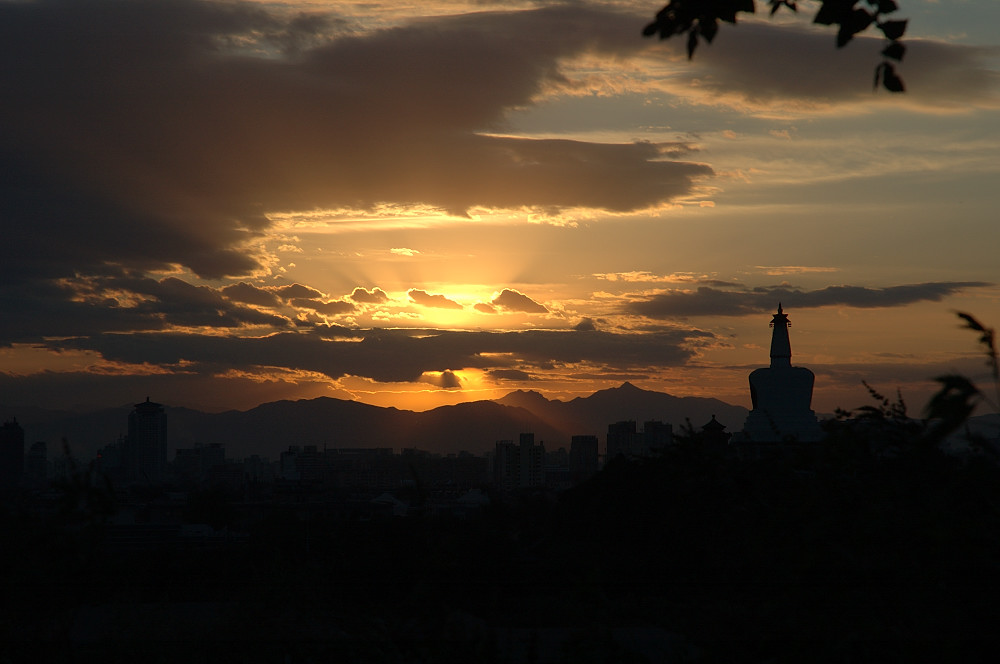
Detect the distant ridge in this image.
<box><xmin>496</xmin><ymin>382</ymin><xmax>749</xmax><ymax>439</ymax></box>
<box><xmin>3</xmin><ymin>384</ymin><xmax>748</xmax><ymax>460</ymax></box>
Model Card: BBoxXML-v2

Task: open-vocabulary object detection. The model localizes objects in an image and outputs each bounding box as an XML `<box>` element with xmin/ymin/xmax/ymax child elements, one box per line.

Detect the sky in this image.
<box><xmin>1</xmin><ymin>0</ymin><xmax>998</xmax><ymax>417</ymax></box>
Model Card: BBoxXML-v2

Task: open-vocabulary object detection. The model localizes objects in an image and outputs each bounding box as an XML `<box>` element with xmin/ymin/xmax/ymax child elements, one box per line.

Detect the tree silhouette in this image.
<box><xmin>643</xmin><ymin>0</ymin><xmax>907</xmax><ymax>91</ymax></box>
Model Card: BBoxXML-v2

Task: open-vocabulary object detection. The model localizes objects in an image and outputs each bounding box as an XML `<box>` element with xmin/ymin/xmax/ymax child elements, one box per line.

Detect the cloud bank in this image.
<box><xmin>626</xmin><ymin>282</ymin><xmax>994</xmax><ymax>318</ymax></box>
<box><xmin>0</xmin><ymin>0</ymin><xmax>713</xmax><ymax>289</ymax></box>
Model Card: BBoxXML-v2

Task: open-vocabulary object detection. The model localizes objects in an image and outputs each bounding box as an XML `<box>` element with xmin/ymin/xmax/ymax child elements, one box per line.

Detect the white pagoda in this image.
<box><xmin>737</xmin><ymin>304</ymin><xmax>823</xmax><ymax>444</ymax></box>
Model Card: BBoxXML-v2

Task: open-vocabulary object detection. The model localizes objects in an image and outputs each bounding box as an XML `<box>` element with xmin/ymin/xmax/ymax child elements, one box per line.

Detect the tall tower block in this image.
<box><xmin>127</xmin><ymin>397</ymin><xmax>168</xmax><ymax>483</ymax></box>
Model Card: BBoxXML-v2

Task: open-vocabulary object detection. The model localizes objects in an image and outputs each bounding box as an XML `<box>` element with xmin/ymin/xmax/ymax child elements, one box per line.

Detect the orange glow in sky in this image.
<box><xmin>1</xmin><ymin>0</ymin><xmax>998</xmax><ymax>417</ymax></box>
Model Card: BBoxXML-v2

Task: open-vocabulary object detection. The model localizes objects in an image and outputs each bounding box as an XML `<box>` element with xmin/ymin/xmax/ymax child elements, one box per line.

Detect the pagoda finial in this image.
<box><xmin>769</xmin><ymin>304</ymin><xmax>792</xmax><ymax>367</ymax></box>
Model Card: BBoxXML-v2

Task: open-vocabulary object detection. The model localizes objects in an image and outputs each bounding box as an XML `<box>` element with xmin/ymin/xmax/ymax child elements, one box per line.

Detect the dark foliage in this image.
<box><xmin>643</xmin><ymin>0</ymin><xmax>908</xmax><ymax>92</ymax></box>
<box><xmin>5</xmin><ymin>424</ymin><xmax>1000</xmax><ymax>661</ymax></box>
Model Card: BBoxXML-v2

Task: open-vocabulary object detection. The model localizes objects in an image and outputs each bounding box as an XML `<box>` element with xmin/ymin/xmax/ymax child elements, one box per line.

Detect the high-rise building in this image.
<box><xmin>569</xmin><ymin>435</ymin><xmax>599</xmax><ymax>482</ymax></box>
<box><xmin>607</xmin><ymin>420</ymin><xmax>673</xmax><ymax>460</ymax></box>
<box><xmin>642</xmin><ymin>420</ymin><xmax>673</xmax><ymax>453</ymax></box>
<box><xmin>173</xmin><ymin>442</ymin><xmax>226</xmax><ymax>485</ymax></box>
<box><xmin>519</xmin><ymin>433</ymin><xmax>545</xmax><ymax>489</ymax></box>
<box><xmin>0</xmin><ymin>418</ymin><xmax>25</xmax><ymax>488</ymax></box>
<box><xmin>606</xmin><ymin>420</ymin><xmax>637</xmax><ymax>460</ymax></box>
<box><xmin>126</xmin><ymin>397</ymin><xmax>168</xmax><ymax>483</ymax></box>
<box><xmin>494</xmin><ymin>440</ymin><xmax>518</xmax><ymax>494</ymax></box>
<box><xmin>494</xmin><ymin>433</ymin><xmax>546</xmax><ymax>494</ymax></box>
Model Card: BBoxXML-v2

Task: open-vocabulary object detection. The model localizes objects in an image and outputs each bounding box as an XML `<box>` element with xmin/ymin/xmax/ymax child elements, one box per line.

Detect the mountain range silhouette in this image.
<box><xmin>3</xmin><ymin>383</ymin><xmax>749</xmax><ymax>460</ymax></box>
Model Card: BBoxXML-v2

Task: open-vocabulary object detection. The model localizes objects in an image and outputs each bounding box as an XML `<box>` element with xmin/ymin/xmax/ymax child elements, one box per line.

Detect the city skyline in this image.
<box><xmin>2</xmin><ymin>0</ymin><xmax>998</xmax><ymax>415</ymax></box>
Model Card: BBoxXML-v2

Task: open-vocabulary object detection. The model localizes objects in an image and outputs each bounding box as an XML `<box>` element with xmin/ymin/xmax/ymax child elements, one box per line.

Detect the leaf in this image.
<box><xmin>881</xmin><ymin>64</ymin><xmax>905</xmax><ymax>92</ymax></box>
<box><xmin>881</xmin><ymin>41</ymin><xmax>906</xmax><ymax>62</ymax></box>
<box><xmin>847</xmin><ymin>7</ymin><xmax>875</xmax><ymax>32</ymax></box>
<box><xmin>718</xmin><ymin>0</ymin><xmax>756</xmax><ymax>22</ymax></box>
<box><xmin>879</xmin><ymin>19</ymin><xmax>907</xmax><ymax>41</ymax></box>
<box><xmin>700</xmin><ymin>18</ymin><xmax>719</xmax><ymax>43</ymax></box>
<box><xmin>957</xmin><ymin>312</ymin><xmax>988</xmax><ymax>333</ymax></box>
<box><xmin>875</xmin><ymin>0</ymin><xmax>898</xmax><ymax>15</ymax></box>
<box><xmin>837</xmin><ymin>26</ymin><xmax>852</xmax><ymax>48</ymax></box>
<box><xmin>642</xmin><ymin>21</ymin><xmax>660</xmax><ymax>37</ymax></box>
<box><xmin>925</xmin><ymin>374</ymin><xmax>980</xmax><ymax>426</ymax></box>
<box><xmin>687</xmin><ymin>29</ymin><xmax>698</xmax><ymax>59</ymax></box>
<box><xmin>814</xmin><ymin>0</ymin><xmax>853</xmax><ymax>26</ymax></box>
<box><xmin>769</xmin><ymin>0</ymin><xmax>798</xmax><ymax>17</ymax></box>
<box><xmin>836</xmin><ymin>9</ymin><xmax>873</xmax><ymax>48</ymax></box>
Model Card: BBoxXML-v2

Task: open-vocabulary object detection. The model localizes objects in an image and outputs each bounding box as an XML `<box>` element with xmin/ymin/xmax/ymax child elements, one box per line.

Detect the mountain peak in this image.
<box><xmin>496</xmin><ymin>389</ymin><xmax>551</xmax><ymax>409</ymax></box>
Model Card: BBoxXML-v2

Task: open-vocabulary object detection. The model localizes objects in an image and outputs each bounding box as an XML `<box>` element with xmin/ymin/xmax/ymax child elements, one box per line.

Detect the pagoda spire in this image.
<box><xmin>768</xmin><ymin>303</ymin><xmax>791</xmax><ymax>368</ymax></box>
<box><xmin>736</xmin><ymin>303</ymin><xmax>822</xmax><ymax>445</ymax></box>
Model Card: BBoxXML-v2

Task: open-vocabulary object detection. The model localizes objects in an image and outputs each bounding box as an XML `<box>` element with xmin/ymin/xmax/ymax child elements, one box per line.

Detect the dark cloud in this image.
<box><xmin>109</xmin><ymin>276</ymin><xmax>290</xmax><ymax>330</ymax></box>
<box><xmin>626</xmin><ymin>282</ymin><xmax>993</xmax><ymax>318</ymax></box>
<box><xmin>313</xmin><ymin>324</ymin><xmax>366</xmax><ymax>340</ymax></box>
<box><xmin>475</xmin><ymin>303</ymin><xmax>498</xmax><ymax>314</ymax></box>
<box><xmin>221</xmin><ymin>282</ymin><xmax>282</xmax><ymax>307</ymax></box>
<box><xmin>567</xmin><ymin>372</ymin><xmax>651</xmax><ymax>383</ymax></box>
<box><xmin>422</xmin><ymin>370</ymin><xmax>463</xmax><ymax>390</ymax></box>
<box><xmin>0</xmin><ymin>0</ymin><xmax>715</xmax><ymax>353</ymax></box>
<box><xmin>489</xmin><ymin>369</ymin><xmax>534</xmax><ymax>382</ymax></box>
<box><xmin>408</xmin><ymin>290</ymin><xmax>463</xmax><ymax>310</ymax></box>
<box><xmin>0</xmin><ymin>0</ymin><xmax>712</xmax><ymax>290</ymax></box>
<box><xmin>0</xmin><ymin>273</ymin><xmax>289</xmax><ymax>345</ymax></box>
<box><xmin>664</xmin><ymin>22</ymin><xmax>999</xmax><ymax>108</ymax></box>
<box><xmin>350</xmin><ymin>287</ymin><xmax>389</xmax><ymax>304</ymax></box>
<box><xmin>0</xmin><ymin>369</ymin><xmax>335</xmax><ymax>414</ymax></box>
<box><xmin>491</xmin><ymin>289</ymin><xmax>548</xmax><ymax>314</ymax></box>
<box><xmin>289</xmin><ymin>298</ymin><xmax>356</xmax><ymax>316</ymax></box>
<box><xmin>54</xmin><ymin>325</ymin><xmax>711</xmax><ymax>386</ymax></box>
<box><xmin>275</xmin><ymin>284</ymin><xmax>325</xmax><ymax>301</ymax></box>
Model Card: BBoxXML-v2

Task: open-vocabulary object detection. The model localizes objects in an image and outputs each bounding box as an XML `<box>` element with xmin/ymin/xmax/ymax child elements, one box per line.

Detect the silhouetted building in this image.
<box><xmin>95</xmin><ymin>435</ymin><xmax>126</xmax><ymax>483</ymax></box>
<box><xmin>519</xmin><ymin>433</ymin><xmax>545</xmax><ymax>488</ymax></box>
<box><xmin>297</xmin><ymin>445</ymin><xmax>324</xmax><ymax>482</ymax></box>
<box><xmin>327</xmin><ymin>447</ymin><xmax>395</xmax><ymax>489</ymax></box>
<box><xmin>494</xmin><ymin>440</ymin><xmax>518</xmax><ymax>494</ymax></box>
<box><xmin>405</xmin><ymin>449</ymin><xmax>489</xmax><ymax>490</ymax></box>
<box><xmin>606</xmin><ymin>420</ymin><xmax>637</xmax><ymax>460</ymax></box>
<box><xmin>735</xmin><ymin>304</ymin><xmax>822</xmax><ymax>445</ymax></box>
<box><xmin>570</xmin><ymin>435</ymin><xmax>599</xmax><ymax>482</ymax></box>
<box><xmin>206</xmin><ymin>461</ymin><xmax>244</xmax><ymax>492</ymax></box>
<box><xmin>700</xmin><ymin>415</ymin><xmax>731</xmax><ymax>454</ymax></box>
<box><xmin>0</xmin><ymin>418</ymin><xmax>25</xmax><ymax>488</ymax></box>
<box><xmin>173</xmin><ymin>442</ymin><xmax>226</xmax><ymax>485</ymax></box>
<box><xmin>280</xmin><ymin>446</ymin><xmax>303</xmax><ymax>481</ymax></box>
<box><xmin>606</xmin><ymin>420</ymin><xmax>673</xmax><ymax>460</ymax></box>
<box><xmin>25</xmin><ymin>441</ymin><xmax>47</xmax><ymax>489</ymax></box>
<box><xmin>243</xmin><ymin>454</ymin><xmax>273</xmax><ymax>485</ymax></box>
<box><xmin>494</xmin><ymin>433</ymin><xmax>545</xmax><ymax>494</ymax></box>
<box><xmin>642</xmin><ymin>420</ymin><xmax>674</xmax><ymax>453</ymax></box>
<box><xmin>126</xmin><ymin>397</ymin><xmax>168</xmax><ymax>483</ymax></box>
<box><xmin>544</xmin><ymin>447</ymin><xmax>572</xmax><ymax>490</ymax></box>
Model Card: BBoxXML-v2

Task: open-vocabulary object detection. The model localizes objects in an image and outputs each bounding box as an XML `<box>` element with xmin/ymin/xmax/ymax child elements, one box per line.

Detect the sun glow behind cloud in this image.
<box><xmin>0</xmin><ymin>0</ymin><xmax>997</xmax><ymax>417</ymax></box>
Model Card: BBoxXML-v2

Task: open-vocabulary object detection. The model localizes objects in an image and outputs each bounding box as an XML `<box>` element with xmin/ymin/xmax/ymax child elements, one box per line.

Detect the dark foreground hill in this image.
<box><xmin>3</xmin><ymin>383</ymin><xmax>749</xmax><ymax>461</ymax></box>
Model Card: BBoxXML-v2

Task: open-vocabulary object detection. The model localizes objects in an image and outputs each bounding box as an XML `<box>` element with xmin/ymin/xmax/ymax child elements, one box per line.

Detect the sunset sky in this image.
<box><xmin>2</xmin><ymin>0</ymin><xmax>998</xmax><ymax>415</ymax></box>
